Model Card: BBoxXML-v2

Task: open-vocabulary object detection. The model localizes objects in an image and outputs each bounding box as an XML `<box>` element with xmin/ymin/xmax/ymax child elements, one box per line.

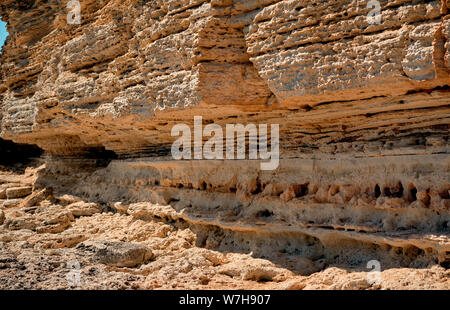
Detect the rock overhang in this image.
<box><xmin>0</xmin><ymin>0</ymin><xmax>447</xmax><ymax>157</ymax></box>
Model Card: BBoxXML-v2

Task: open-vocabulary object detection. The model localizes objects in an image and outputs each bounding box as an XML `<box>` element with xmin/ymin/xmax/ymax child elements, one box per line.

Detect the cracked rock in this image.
<box><xmin>76</xmin><ymin>240</ymin><xmax>153</xmax><ymax>268</ymax></box>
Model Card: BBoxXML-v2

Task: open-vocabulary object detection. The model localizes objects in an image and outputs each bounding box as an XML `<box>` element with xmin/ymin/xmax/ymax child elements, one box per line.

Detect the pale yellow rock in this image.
<box><xmin>6</xmin><ymin>187</ymin><xmax>32</xmax><ymax>199</ymax></box>
<box><xmin>67</xmin><ymin>202</ymin><xmax>103</xmax><ymax>217</ymax></box>
<box><xmin>19</xmin><ymin>188</ymin><xmax>51</xmax><ymax>210</ymax></box>
<box><xmin>0</xmin><ymin>0</ymin><xmax>447</xmax><ymax>157</ymax></box>
<box><xmin>0</xmin><ymin>0</ymin><xmax>448</xmax><ymax>291</ymax></box>
<box><xmin>1</xmin><ymin>199</ymin><xmax>21</xmax><ymax>209</ymax></box>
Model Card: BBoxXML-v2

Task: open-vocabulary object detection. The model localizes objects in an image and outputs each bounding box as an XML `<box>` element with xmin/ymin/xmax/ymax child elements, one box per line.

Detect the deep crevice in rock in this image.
<box><xmin>0</xmin><ymin>138</ymin><xmax>43</xmax><ymax>165</ymax></box>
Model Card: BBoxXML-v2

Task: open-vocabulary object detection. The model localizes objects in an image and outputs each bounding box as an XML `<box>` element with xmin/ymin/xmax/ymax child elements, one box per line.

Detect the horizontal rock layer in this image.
<box><xmin>3</xmin><ymin>164</ymin><xmax>448</xmax><ymax>289</ymax></box>
<box><xmin>35</xmin><ymin>156</ymin><xmax>450</xmax><ymax>267</ymax></box>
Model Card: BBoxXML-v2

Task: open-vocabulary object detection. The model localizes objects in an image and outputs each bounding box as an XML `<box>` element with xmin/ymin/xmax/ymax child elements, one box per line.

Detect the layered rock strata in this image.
<box><xmin>0</xmin><ymin>0</ymin><xmax>449</xmax><ymax>278</ymax></box>
<box><xmin>2</xmin><ymin>166</ymin><xmax>448</xmax><ymax>289</ymax></box>
<box><xmin>35</xmin><ymin>154</ymin><xmax>450</xmax><ymax>268</ymax></box>
<box><xmin>0</xmin><ymin>0</ymin><xmax>448</xmax><ymax>156</ymax></box>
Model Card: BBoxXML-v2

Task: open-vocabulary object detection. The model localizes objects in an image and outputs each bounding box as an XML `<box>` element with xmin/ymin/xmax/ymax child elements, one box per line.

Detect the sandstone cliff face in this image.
<box><xmin>0</xmin><ymin>0</ymin><xmax>449</xmax><ymax>288</ymax></box>
<box><xmin>0</xmin><ymin>0</ymin><xmax>448</xmax><ymax>156</ymax></box>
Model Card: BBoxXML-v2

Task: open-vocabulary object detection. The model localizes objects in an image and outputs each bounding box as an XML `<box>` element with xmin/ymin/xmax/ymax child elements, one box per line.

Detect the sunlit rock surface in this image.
<box><xmin>0</xmin><ymin>0</ymin><xmax>449</xmax><ymax>290</ymax></box>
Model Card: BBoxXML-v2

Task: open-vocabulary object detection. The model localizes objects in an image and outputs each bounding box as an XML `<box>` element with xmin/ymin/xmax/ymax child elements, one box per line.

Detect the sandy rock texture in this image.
<box><xmin>0</xmin><ymin>0</ymin><xmax>448</xmax><ymax>157</ymax></box>
<box><xmin>0</xmin><ymin>0</ymin><xmax>449</xmax><ymax>290</ymax></box>
<box><xmin>0</xmin><ymin>166</ymin><xmax>449</xmax><ymax>290</ymax></box>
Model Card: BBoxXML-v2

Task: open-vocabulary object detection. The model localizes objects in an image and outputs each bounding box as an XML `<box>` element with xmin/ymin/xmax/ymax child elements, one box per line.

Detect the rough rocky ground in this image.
<box><xmin>1</xmin><ymin>162</ymin><xmax>448</xmax><ymax>290</ymax></box>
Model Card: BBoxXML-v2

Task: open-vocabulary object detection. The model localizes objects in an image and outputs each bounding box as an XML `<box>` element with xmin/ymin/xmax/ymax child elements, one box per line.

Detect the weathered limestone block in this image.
<box><xmin>67</xmin><ymin>201</ymin><xmax>103</xmax><ymax>217</ymax></box>
<box><xmin>5</xmin><ymin>186</ymin><xmax>32</xmax><ymax>199</ymax></box>
<box><xmin>76</xmin><ymin>240</ymin><xmax>153</xmax><ymax>267</ymax></box>
<box><xmin>244</xmin><ymin>0</ymin><xmax>450</xmax><ymax>106</ymax></box>
<box><xmin>0</xmin><ymin>199</ymin><xmax>21</xmax><ymax>209</ymax></box>
<box><xmin>443</xmin><ymin>17</ymin><xmax>450</xmax><ymax>69</ymax></box>
<box><xmin>18</xmin><ymin>188</ymin><xmax>51</xmax><ymax>210</ymax></box>
<box><xmin>4</xmin><ymin>215</ymin><xmax>39</xmax><ymax>231</ymax></box>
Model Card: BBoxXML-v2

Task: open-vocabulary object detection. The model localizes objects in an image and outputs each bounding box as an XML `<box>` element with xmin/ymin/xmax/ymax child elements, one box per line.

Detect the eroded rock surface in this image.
<box><xmin>0</xmin><ymin>166</ymin><xmax>449</xmax><ymax>290</ymax></box>
<box><xmin>0</xmin><ymin>0</ymin><xmax>449</xmax><ymax>290</ymax></box>
<box><xmin>0</xmin><ymin>0</ymin><xmax>448</xmax><ymax>157</ymax></box>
